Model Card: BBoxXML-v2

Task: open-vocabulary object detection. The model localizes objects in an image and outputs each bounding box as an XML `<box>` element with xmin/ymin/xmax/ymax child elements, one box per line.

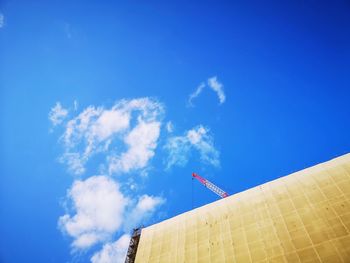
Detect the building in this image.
<box><xmin>128</xmin><ymin>154</ymin><xmax>350</xmax><ymax>262</ymax></box>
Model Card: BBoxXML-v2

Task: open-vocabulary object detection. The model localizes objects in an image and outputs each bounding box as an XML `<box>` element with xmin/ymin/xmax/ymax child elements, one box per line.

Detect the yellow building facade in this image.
<box><xmin>134</xmin><ymin>154</ymin><xmax>350</xmax><ymax>262</ymax></box>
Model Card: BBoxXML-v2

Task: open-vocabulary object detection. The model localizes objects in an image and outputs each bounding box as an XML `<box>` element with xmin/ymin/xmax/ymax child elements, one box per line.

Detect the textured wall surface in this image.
<box><xmin>135</xmin><ymin>154</ymin><xmax>350</xmax><ymax>262</ymax></box>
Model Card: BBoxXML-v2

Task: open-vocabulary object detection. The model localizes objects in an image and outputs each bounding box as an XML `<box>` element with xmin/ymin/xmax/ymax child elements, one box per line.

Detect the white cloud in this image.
<box><xmin>188</xmin><ymin>83</ymin><xmax>205</xmax><ymax>107</ymax></box>
<box><xmin>164</xmin><ymin>125</ymin><xmax>220</xmax><ymax>169</ymax></box>
<box><xmin>93</xmin><ymin>109</ymin><xmax>130</xmax><ymax>141</ymax></box>
<box><xmin>91</xmin><ymin>234</ymin><xmax>130</xmax><ymax>263</ymax></box>
<box><xmin>49</xmin><ymin>102</ymin><xmax>69</xmax><ymax>126</ymax></box>
<box><xmin>58</xmin><ymin>176</ymin><xmax>165</xmax><ymax>253</ymax></box>
<box><xmin>123</xmin><ymin>195</ymin><xmax>165</xmax><ymax>232</ymax></box>
<box><xmin>190</xmin><ymin>127</ymin><xmax>220</xmax><ymax>167</ymax></box>
<box><xmin>58</xmin><ymin>176</ymin><xmax>129</xmax><ymax>250</ymax></box>
<box><xmin>52</xmin><ymin>96</ymin><xmax>220</xmax><ymax>262</ymax></box>
<box><xmin>135</xmin><ymin>195</ymin><xmax>165</xmax><ymax>212</ymax></box>
<box><xmin>164</xmin><ymin>136</ymin><xmax>191</xmax><ymax>169</ymax></box>
<box><xmin>59</xmin><ymin>152</ymin><xmax>86</xmax><ymax>175</ymax></box>
<box><xmin>187</xmin><ymin>125</ymin><xmax>206</xmax><ymax>144</ymax></box>
<box><xmin>208</xmin><ymin>76</ymin><xmax>225</xmax><ymax>104</ymax></box>
<box><xmin>188</xmin><ymin>77</ymin><xmax>225</xmax><ymax>106</ymax></box>
<box><xmin>58</xmin><ymin>98</ymin><xmax>163</xmax><ymax>175</ymax></box>
<box><xmin>53</xmin><ymin>98</ymin><xmax>168</xmax><ymax>260</ymax></box>
<box><xmin>0</xmin><ymin>13</ymin><xmax>4</xmax><ymax>28</ymax></box>
<box><xmin>62</xmin><ymin>105</ymin><xmax>124</xmax><ymax>153</ymax></box>
<box><xmin>108</xmin><ymin>121</ymin><xmax>161</xmax><ymax>174</ymax></box>
<box><xmin>165</xmin><ymin>121</ymin><xmax>174</xmax><ymax>133</ymax></box>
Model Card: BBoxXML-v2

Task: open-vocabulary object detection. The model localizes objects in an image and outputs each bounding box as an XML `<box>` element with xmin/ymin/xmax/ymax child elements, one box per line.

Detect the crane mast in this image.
<box><xmin>192</xmin><ymin>172</ymin><xmax>229</xmax><ymax>198</ymax></box>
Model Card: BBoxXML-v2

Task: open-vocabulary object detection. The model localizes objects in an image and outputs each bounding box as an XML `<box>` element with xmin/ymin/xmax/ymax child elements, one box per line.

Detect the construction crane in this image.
<box><xmin>192</xmin><ymin>172</ymin><xmax>229</xmax><ymax>198</ymax></box>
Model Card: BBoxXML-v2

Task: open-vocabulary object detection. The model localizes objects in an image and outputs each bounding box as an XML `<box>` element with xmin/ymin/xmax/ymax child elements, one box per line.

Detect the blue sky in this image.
<box><xmin>1</xmin><ymin>1</ymin><xmax>350</xmax><ymax>262</ymax></box>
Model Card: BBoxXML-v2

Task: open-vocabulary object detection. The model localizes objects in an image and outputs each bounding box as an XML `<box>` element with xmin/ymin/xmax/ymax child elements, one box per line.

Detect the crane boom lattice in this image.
<box><xmin>192</xmin><ymin>173</ymin><xmax>229</xmax><ymax>198</ymax></box>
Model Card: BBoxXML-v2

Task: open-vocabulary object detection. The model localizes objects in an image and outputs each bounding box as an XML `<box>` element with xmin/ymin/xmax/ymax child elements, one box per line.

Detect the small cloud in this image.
<box><xmin>164</xmin><ymin>125</ymin><xmax>220</xmax><ymax>169</ymax></box>
<box><xmin>0</xmin><ymin>13</ymin><xmax>4</xmax><ymax>28</ymax></box>
<box><xmin>91</xmin><ymin>234</ymin><xmax>131</xmax><ymax>263</ymax></box>
<box><xmin>123</xmin><ymin>194</ymin><xmax>165</xmax><ymax>232</ymax></box>
<box><xmin>49</xmin><ymin>102</ymin><xmax>69</xmax><ymax>126</ymax></box>
<box><xmin>108</xmin><ymin>121</ymin><xmax>161</xmax><ymax>174</ymax></box>
<box><xmin>136</xmin><ymin>195</ymin><xmax>164</xmax><ymax>212</ymax></box>
<box><xmin>58</xmin><ymin>176</ymin><xmax>129</xmax><ymax>250</ymax></box>
<box><xmin>59</xmin><ymin>152</ymin><xmax>86</xmax><ymax>175</ymax></box>
<box><xmin>188</xmin><ymin>83</ymin><xmax>205</xmax><ymax>107</ymax></box>
<box><xmin>208</xmin><ymin>76</ymin><xmax>225</xmax><ymax>104</ymax></box>
<box><xmin>164</xmin><ymin>136</ymin><xmax>191</xmax><ymax>169</ymax></box>
<box><xmin>165</xmin><ymin>121</ymin><xmax>174</xmax><ymax>133</ymax></box>
<box><xmin>188</xmin><ymin>77</ymin><xmax>226</xmax><ymax>106</ymax></box>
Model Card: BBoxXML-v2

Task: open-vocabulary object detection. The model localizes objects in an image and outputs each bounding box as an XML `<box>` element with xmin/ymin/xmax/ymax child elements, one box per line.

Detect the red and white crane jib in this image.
<box><xmin>192</xmin><ymin>172</ymin><xmax>229</xmax><ymax>198</ymax></box>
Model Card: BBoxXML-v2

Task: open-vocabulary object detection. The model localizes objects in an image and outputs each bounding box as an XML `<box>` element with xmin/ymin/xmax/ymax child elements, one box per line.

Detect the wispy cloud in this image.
<box><xmin>164</xmin><ymin>136</ymin><xmax>190</xmax><ymax>168</ymax></box>
<box><xmin>91</xmin><ymin>234</ymin><xmax>130</xmax><ymax>263</ymax></box>
<box><xmin>59</xmin><ymin>152</ymin><xmax>86</xmax><ymax>175</ymax></box>
<box><xmin>188</xmin><ymin>83</ymin><xmax>205</xmax><ymax>107</ymax></box>
<box><xmin>164</xmin><ymin>125</ymin><xmax>220</xmax><ymax>169</ymax></box>
<box><xmin>49</xmin><ymin>102</ymin><xmax>69</xmax><ymax>126</ymax></box>
<box><xmin>165</xmin><ymin>121</ymin><xmax>174</xmax><ymax>133</ymax></box>
<box><xmin>188</xmin><ymin>76</ymin><xmax>226</xmax><ymax>106</ymax></box>
<box><xmin>123</xmin><ymin>195</ymin><xmax>165</xmax><ymax>232</ymax></box>
<box><xmin>208</xmin><ymin>76</ymin><xmax>225</xmax><ymax>104</ymax></box>
<box><xmin>108</xmin><ymin>121</ymin><xmax>161</xmax><ymax>174</ymax></box>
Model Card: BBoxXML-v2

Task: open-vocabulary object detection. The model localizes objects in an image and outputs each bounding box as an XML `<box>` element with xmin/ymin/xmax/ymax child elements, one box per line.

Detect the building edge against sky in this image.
<box><xmin>130</xmin><ymin>153</ymin><xmax>350</xmax><ymax>262</ymax></box>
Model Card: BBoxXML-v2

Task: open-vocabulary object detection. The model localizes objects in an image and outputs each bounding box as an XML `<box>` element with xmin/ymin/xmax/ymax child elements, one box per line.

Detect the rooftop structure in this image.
<box><xmin>130</xmin><ymin>154</ymin><xmax>350</xmax><ymax>262</ymax></box>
